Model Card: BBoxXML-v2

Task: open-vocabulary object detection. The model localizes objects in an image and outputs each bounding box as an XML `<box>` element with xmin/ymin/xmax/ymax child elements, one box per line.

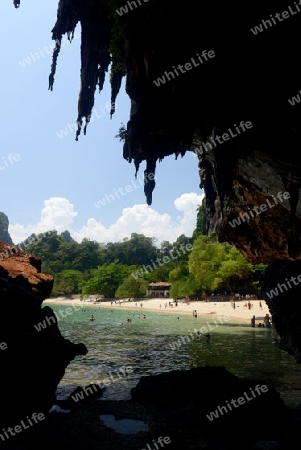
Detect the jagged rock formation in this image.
<box><xmin>260</xmin><ymin>259</ymin><xmax>301</xmax><ymax>364</ymax></box>
<box><xmin>7</xmin><ymin>366</ymin><xmax>299</xmax><ymax>450</ymax></box>
<box><xmin>14</xmin><ymin>0</ymin><xmax>299</xmax><ymax>259</ymax></box>
<box><xmin>0</xmin><ymin>212</ymin><xmax>13</xmax><ymax>245</ymax></box>
<box><xmin>0</xmin><ymin>241</ymin><xmax>87</xmax><ymax>428</ymax></box>
<box><xmin>12</xmin><ymin>0</ymin><xmax>301</xmax><ymax>382</ymax></box>
<box><xmin>13</xmin><ymin>2</ymin><xmax>301</xmax><ymax>257</ymax></box>
<box><xmin>13</xmin><ymin>0</ymin><xmax>301</xmax><ymax>362</ymax></box>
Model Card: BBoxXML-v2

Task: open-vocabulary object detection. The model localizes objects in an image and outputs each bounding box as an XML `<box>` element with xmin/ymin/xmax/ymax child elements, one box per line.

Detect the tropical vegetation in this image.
<box><xmin>20</xmin><ymin>204</ymin><xmax>265</xmax><ymax>298</ymax></box>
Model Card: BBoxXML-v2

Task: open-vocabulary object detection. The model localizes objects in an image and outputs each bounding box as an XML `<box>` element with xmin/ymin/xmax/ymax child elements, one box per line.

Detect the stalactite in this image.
<box><xmin>14</xmin><ymin>0</ymin><xmax>195</xmax><ymax>205</ymax></box>
<box><xmin>110</xmin><ymin>69</ymin><xmax>125</xmax><ymax>118</ymax></box>
<box><xmin>48</xmin><ymin>0</ymin><xmax>81</xmax><ymax>92</ymax></box>
<box><xmin>144</xmin><ymin>158</ymin><xmax>156</xmax><ymax>206</ymax></box>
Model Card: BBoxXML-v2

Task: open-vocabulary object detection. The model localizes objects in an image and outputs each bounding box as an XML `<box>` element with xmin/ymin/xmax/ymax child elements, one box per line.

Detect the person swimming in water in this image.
<box><xmin>90</xmin><ymin>315</ymin><xmax>95</xmax><ymax>321</ymax></box>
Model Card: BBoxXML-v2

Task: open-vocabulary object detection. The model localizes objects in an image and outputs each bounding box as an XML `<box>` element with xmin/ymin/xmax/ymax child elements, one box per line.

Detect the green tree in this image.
<box><xmin>81</xmin><ymin>262</ymin><xmax>137</xmax><ymax>297</ymax></box>
<box><xmin>168</xmin><ymin>267</ymin><xmax>202</xmax><ymax>299</ymax></box>
<box><xmin>169</xmin><ymin>276</ymin><xmax>202</xmax><ymax>299</ymax></box>
<box><xmin>188</xmin><ymin>235</ymin><xmax>253</xmax><ymax>295</ymax></box>
<box><xmin>215</xmin><ymin>247</ymin><xmax>254</xmax><ymax>294</ymax></box>
<box><xmin>115</xmin><ymin>275</ymin><xmax>148</xmax><ymax>297</ymax></box>
<box><xmin>158</xmin><ymin>241</ymin><xmax>173</xmax><ymax>258</ymax></box>
<box><xmin>71</xmin><ymin>238</ymin><xmax>103</xmax><ymax>271</ymax></box>
<box><xmin>105</xmin><ymin>233</ymin><xmax>157</xmax><ymax>265</ymax></box>
<box><xmin>171</xmin><ymin>235</ymin><xmax>193</xmax><ymax>266</ymax></box>
<box><xmin>188</xmin><ymin>235</ymin><xmax>225</xmax><ymax>293</ymax></box>
<box><xmin>168</xmin><ymin>268</ymin><xmax>183</xmax><ymax>282</ymax></box>
<box><xmin>52</xmin><ymin>269</ymin><xmax>85</xmax><ymax>296</ymax></box>
<box><xmin>115</xmin><ymin>123</ymin><xmax>127</xmax><ymax>142</ymax></box>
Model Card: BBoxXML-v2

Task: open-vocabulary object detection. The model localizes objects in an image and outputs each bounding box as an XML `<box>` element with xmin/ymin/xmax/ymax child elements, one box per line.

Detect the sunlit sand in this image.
<box><xmin>45</xmin><ymin>297</ymin><xmax>270</xmax><ymax>324</ymax></box>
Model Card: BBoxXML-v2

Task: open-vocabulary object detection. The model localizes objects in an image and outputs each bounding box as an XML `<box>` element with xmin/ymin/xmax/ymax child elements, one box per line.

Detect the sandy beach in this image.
<box><xmin>44</xmin><ymin>297</ymin><xmax>271</xmax><ymax>324</ymax></box>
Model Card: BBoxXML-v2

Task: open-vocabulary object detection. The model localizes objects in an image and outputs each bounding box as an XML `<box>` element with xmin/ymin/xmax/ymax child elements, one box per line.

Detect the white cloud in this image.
<box><xmin>9</xmin><ymin>193</ymin><xmax>204</xmax><ymax>245</ymax></box>
<box><xmin>9</xmin><ymin>198</ymin><xmax>77</xmax><ymax>243</ymax></box>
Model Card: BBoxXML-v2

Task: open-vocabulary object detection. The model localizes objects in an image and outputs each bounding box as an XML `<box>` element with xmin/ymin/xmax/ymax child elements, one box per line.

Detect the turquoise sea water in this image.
<box><xmin>44</xmin><ymin>302</ymin><xmax>301</xmax><ymax>407</ymax></box>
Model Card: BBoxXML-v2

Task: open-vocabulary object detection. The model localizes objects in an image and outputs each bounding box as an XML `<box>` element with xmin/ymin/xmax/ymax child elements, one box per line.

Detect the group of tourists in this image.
<box><xmin>251</xmin><ymin>313</ymin><xmax>272</xmax><ymax>328</ymax></box>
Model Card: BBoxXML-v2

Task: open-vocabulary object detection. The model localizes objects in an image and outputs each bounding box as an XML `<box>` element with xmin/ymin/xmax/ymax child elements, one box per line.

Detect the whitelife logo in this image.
<box><xmin>194</xmin><ymin>121</ymin><xmax>253</xmax><ymax>156</ymax></box>
<box><xmin>167</xmin><ymin>315</ymin><xmax>230</xmax><ymax>351</ymax></box>
<box><xmin>33</xmin><ymin>304</ymin><xmax>83</xmax><ymax>331</ymax></box>
<box><xmin>0</xmin><ymin>230</ymin><xmax>54</xmax><ymax>262</ymax></box>
<box><xmin>250</xmin><ymin>2</ymin><xmax>301</xmax><ymax>35</ymax></box>
<box><xmin>265</xmin><ymin>274</ymin><xmax>301</xmax><ymax>299</ymax></box>
<box><xmin>288</xmin><ymin>89</ymin><xmax>301</xmax><ymax>106</ymax></box>
<box><xmin>153</xmin><ymin>51</ymin><xmax>215</xmax><ymax>87</ymax></box>
<box><xmin>116</xmin><ymin>0</ymin><xmax>149</xmax><ymax>16</ymax></box>
<box><xmin>0</xmin><ymin>412</ymin><xmax>45</xmax><ymax>443</ymax></box>
<box><xmin>206</xmin><ymin>384</ymin><xmax>269</xmax><ymax>421</ymax></box>
<box><xmin>0</xmin><ymin>153</ymin><xmax>21</xmax><ymax>171</ymax></box>
<box><xmin>93</xmin><ymin>172</ymin><xmax>154</xmax><ymax>209</ymax></box>
<box><xmin>140</xmin><ymin>436</ymin><xmax>171</xmax><ymax>450</ymax></box>
<box><xmin>228</xmin><ymin>191</ymin><xmax>290</xmax><ymax>229</ymax></box>
<box><xmin>71</xmin><ymin>366</ymin><xmax>133</xmax><ymax>402</ymax></box>
<box><xmin>131</xmin><ymin>243</ymin><xmax>192</xmax><ymax>280</ymax></box>
<box><xmin>18</xmin><ymin>32</ymin><xmax>81</xmax><ymax>68</ymax></box>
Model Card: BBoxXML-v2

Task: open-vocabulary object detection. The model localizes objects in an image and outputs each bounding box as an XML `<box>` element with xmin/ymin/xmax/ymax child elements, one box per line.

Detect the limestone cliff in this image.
<box><xmin>0</xmin><ymin>212</ymin><xmax>13</xmax><ymax>245</ymax></box>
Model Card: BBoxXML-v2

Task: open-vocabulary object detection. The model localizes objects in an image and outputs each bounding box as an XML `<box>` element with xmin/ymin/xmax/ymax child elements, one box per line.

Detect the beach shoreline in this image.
<box><xmin>44</xmin><ymin>297</ymin><xmax>270</xmax><ymax>324</ymax></box>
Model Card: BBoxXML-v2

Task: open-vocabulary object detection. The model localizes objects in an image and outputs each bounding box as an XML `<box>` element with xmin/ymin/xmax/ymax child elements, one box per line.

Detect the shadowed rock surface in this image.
<box><xmin>260</xmin><ymin>260</ymin><xmax>301</xmax><ymax>364</ymax></box>
<box><xmin>5</xmin><ymin>367</ymin><xmax>301</xmax><ymax>450</ymax></box>
<box><xmin>0</xmin><ymin>241</ymin><xmax>87</xmax><ymax>428</ymax></box>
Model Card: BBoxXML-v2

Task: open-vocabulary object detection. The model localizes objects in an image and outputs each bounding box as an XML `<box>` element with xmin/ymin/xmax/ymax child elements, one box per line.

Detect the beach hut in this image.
<box><xmin>147</xmin><ymin>282</ymin><xmax>171</xmax><ymax>298</ymax></box>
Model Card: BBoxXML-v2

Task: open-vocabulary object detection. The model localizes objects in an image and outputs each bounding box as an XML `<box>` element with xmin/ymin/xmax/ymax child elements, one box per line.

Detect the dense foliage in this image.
<box><xmin>23</xmin><ymin>231</ymin><xmax>194</xmax><ymax>297</ymax></box>
<box><xmin>20</xmin><ymin>226</ymin><xmax>262</xmax><ymax>298</ymax></box>
<box><xmin>189</xmin><ymin>234</ymin><xmax>254</xmax><ymax>295</ymax></box>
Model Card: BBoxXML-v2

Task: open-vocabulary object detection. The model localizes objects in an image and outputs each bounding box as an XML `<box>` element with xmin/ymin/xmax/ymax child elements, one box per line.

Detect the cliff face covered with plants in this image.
<box><xmin>12</xmin><ymin>0</ymin><xmax>301</xmax><ymax>373</ymax></box>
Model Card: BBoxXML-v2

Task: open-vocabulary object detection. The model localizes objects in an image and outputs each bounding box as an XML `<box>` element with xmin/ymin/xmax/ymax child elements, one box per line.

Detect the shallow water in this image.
<box><xmin>99</xmin><ymin>415</ymin><xmax>149</xmax><ymax>434</ymax></box>
<box><xmin>44</xmin><ymin>302</ymin><xmax>301</xmax><ymax>407</ymax></box>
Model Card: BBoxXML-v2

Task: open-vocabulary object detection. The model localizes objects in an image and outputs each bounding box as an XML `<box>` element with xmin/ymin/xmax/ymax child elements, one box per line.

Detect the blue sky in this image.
<box><xmin>0</xmin><ymin>1</ymin><xmax>203</xmax><ymax>246</ymax></box>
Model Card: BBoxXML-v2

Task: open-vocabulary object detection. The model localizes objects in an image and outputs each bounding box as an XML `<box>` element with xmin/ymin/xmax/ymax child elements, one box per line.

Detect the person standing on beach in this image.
<box><xmin>251</xmin><ymin>315</ymin><xmax>255</xmax><ymax>327</ymax></box>
<box><xmin>264</xmin><ymin>314</ymin><xmax>271</xmax><ymax>327</ymax></box>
